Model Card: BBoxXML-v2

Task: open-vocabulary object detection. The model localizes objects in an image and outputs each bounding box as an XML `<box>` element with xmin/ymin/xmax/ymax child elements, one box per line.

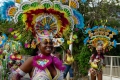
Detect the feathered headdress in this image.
<box><xmin>0</xmin><ymin>34</ymin><xmax>8</xmax><ymax>47</ymax></box>
<box><xmin>13</xmin><ymin>0</ymin><xmax>74</xmax><ymax>47</ymax></box>
<box><xmin>11</xmin><ymin>0</ymin><xmax>85</xmax><ymax>48</ymax></box>
<box><xmin>1</xmin><ymin>1</ymin><xmax>16</xmax><ymax>21</ymax></box>
<box><xmin>84</xmin><ymin>26</ymin><xmax>118</xmax><ymax>51</ymax></box>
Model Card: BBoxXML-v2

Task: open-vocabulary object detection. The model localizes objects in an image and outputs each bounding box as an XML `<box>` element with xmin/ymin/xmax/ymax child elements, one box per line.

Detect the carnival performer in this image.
<box><xmin>10</xmin><ymin>0</ymin><xmax>79</xmax><ymax>79</ymax></box>
<box><xmin>12</xmin><ymin>35</ymin><xmax>65</xmax><ymax>80</ymax></box>
<box><xmin>63</xmin><ymin>49</ymin><xmax>74</xmax><ymax>80</ymax></box>
<box><xmin>89</xmin><ymin>46</ymin><xmax>105</xmax><ymax>80</ymax></box>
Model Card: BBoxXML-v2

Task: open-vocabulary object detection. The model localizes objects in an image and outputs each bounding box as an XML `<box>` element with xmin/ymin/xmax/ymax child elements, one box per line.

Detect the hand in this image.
<box><xmin>103</xmin><ymin>63</ymin><xmax>106</xmax><ymax>67</ymax></box>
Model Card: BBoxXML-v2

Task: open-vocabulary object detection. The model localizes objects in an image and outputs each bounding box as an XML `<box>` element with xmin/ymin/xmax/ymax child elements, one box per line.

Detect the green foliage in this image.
<box><xmin>5</xmin><ymin>21</ymin><xmax>33</xmax><ymax>43</ymax></box>
<box><xmin>20</xmin><ymin>47</ymin><xmax>34</xmax><ymax>55</ymax></box>
<box><xmin>79</xmin><ymin>0</ymin><xmax>120</xmax><ymax>27</ymax></box>
<box><xmin>0</xmin><ymin>19</ymin><xmax>34</xmax><ymax>55</ymax></box>
<box><xmin>106</xmin><ymin>18</ymin><xmax>120</xmax><ymax>27</ymax></box>
<box><xmin>71</xmin><ymin>29</ymin><xmax>90</xmax><ymax>76</ymax></box>
<box><xmin>75</xmin><ymin>45</ymin><xmax>91</xmax><ymax>76</ymax></box>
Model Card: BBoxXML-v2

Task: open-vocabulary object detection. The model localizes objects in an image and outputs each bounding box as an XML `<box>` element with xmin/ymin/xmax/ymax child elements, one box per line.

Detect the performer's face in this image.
<box><xmin>96</xmin><ymin>47</ymin><xmax>103</xmax><ymax>54</ymax></box>
<box><xmin>38</xmin><ymin>39</ymin><xmax>53</xmax><ymax>56</ymax></box>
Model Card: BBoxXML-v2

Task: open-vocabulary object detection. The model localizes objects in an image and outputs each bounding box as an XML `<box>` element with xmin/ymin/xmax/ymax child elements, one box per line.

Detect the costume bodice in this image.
<box><xmin>32</xmin><ymin>67</ymin><xmax>63</xmax><ymax>80</ymax></box>
<box><xmin>91</xmin><ymin>54</ymin><xmax>104</xmax><ymax>64</ymax></box>
<box><xmin>90</xmin><ymin>54</ymin><xmax>104</xmax><ymax>69</ymax></box>
<box><xmin>31</xmin><ymin>54</ymin><xmax>65</xmax><ymax>80</ymax></box>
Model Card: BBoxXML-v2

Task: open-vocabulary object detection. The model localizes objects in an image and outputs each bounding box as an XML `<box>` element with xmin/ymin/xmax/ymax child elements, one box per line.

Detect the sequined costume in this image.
<box><xmin>32</xmin><ymin>67</ymin><xmax>63</xmax><ymax>80</ymax></box>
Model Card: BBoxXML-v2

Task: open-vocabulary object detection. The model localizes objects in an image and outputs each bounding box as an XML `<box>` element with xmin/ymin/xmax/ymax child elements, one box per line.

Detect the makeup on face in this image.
<box><xmin>38</xmin><ymin>39</ymin><xmax>54</xmax><ymax>56</ymax></box>
<box><xmin>96</xmin><ymin>46</ymin><xmax>103</xmax><ymax>53</ymax></box>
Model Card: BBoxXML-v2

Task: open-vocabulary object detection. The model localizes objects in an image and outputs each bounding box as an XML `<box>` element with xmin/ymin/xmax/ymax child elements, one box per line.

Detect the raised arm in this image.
<box><xmin>89</xmin><ymin>54</ymin><xmax>94</xmax><ymax>63</ymax></box>
<box><xmin>64</xmin><ymin>54</ymin><xmax>67</xmax><ymax>62</ymax></box>
<box><xmin>12</xmin><ymin>57</ymin><xmax>33</xmax><ymax>80</ymax></box>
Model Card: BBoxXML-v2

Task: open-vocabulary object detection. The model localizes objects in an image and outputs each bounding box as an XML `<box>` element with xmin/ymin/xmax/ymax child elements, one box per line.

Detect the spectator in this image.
<box><xmin>63</xmin><ymin>49</ymin><xmax>74</xmax><ymax>80</ymax></box>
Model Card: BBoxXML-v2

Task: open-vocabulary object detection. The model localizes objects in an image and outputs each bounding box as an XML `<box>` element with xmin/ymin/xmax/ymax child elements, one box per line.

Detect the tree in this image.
<box><xmin>79</xmin><ymin>0</ymin><xmax>120</xmax><ymax>27</ymax></box>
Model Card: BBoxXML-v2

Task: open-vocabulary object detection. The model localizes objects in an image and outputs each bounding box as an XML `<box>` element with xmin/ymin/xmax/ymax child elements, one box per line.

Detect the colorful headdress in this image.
<box><xmin>15</xmin><ymin>0</ymin><xmax>23</xmax><ymax>4</ymax></box>
<box><xmin>9</xmin><ymin>0</ymin><xmax>85</xmax><ymax>49</ymax></box>
<box><xmin>1</xmin><ymin>1</ymin><xmax>16</xmax><ymax>21</ymax></box>
<box><xmin>84</xmin><ymin>26</ymin><xmax>118</xmax><ymax>50</ymax></box>
<box><xmin>13</xmin><ymin>0</ymin><xmax>75</xmax><ymax>46</ymax></box>
<box><xmin>4</xmin><ymin>40</ymin><xmax>22</xmax><ymax>52</ymax></box>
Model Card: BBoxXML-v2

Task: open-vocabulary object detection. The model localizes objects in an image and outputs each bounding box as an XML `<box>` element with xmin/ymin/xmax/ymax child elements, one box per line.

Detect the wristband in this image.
<box><xmin>15</xmin><ymin>68</ymin><xmax>26</xmax><ymax>77</ymax></box>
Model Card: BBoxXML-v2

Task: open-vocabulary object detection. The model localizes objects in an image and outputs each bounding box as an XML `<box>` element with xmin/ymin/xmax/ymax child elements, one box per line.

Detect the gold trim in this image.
<box><xmin>45</xmin><ymin>68</ymin><xmax>52</xmax><ymax>80</ymax></box>
<box><xmin>45</xmin><ymin>67</ymin><xmax>60</xmax><ymax>80</ymax></box>
<box><xmin>54</xmin><ymin>68</ymin><xmax>60</xmax><ymax>80</ymax></box>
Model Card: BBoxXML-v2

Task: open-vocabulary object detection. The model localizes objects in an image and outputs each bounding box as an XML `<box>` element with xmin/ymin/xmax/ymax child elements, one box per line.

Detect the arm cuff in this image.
<box><xmin>16</xmin><ymin>68</ymin><xmax>26</xmax><ymax>76</ymax></box>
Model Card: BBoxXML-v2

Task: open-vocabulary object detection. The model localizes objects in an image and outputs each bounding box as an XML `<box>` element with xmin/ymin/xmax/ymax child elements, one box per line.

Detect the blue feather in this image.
<box><xmin>106</xmin><ymin>26</ymin><xmax>118</xmax><ymax>35</ymax></box>
<box><xmin>91</xmin><ymin>26</ymin><xmax>98</xmax><ymax>31</ymax></box>
<box><xmin>81</xmin><ymin>0</ymin><xmax>87</xmax><ymax>3</ymax></box>
<box><xmin>85</xmin><ymin>28</ymin><xmax>91</xmax><ymax>34</ymax></box>
<box><xmin>113</xmin><ymin>39</ymin><xmax>117</xmax><ymax>48</ymax></box>
<box><xmin>112</xmin><ymin>28</ymin><xmax>118</xmax><ymax>35</ymax></box>
<box><xmin>0</xmin><ymin>34</ymin><xmax>8</xmax><ymax>47</ymax></box>
<box><xmin>1</xmin><ymin>1</ymin><xmax>15</xmax><ymax>21</ymax></box>
<box><xmin>106</xmin><ymin>26</ymin><xmax>112</xmax><ymax>31</ymax></box>
<box><xmin>0</xmin><ymin>41</ymin><xmax>3</xmax><ymax>47</ymax></box>
<box><xmin>83</xmin><ymin>37</ymin><xmax>89</xmax><ymax>45</ymax></box>
<box><xmin>99</xmin><ymin>26</ymin><xmax>104</xmax><ymax>29</ymax></box>
<box><xmin>2</xmin><ymin>34</ymin><xmax>8</xmax><ymax>42</ymax></box>
<box><xmin>72</xmin><ymin>8</ymin><xmax>84</xmax><ymax>29</ymax></box>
